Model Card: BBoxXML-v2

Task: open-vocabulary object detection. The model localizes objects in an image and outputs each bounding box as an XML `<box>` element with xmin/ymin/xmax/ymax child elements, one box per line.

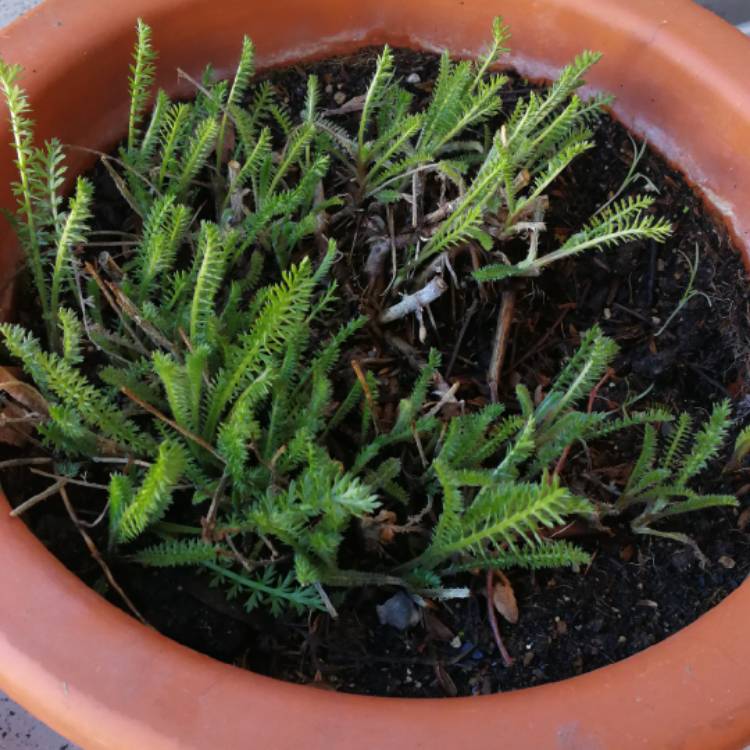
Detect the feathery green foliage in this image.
<box><xmin>128</xmin><ymin>19</ymin><xmax>157</xmax><ymax>152</ymax></box>
<box><xmin>313</xmin><ymin>31</ymin><xmax>671</xmax><ymax>300</ymax></box>
<box><xmin>0</xmin><ymin>62</ymin><xmax>94</xmax><ymax>347</ymax></box>
<box><xmin>729</xmin><ymin>424</ymin><xmax>750</xmax><ymax>471</ymax></box>
<box><xmin>609</xmin><ymin>402</ymin><xmax>736</xmax><ymax>548</ymax></box>
<box><xmin>0</xmin><ymin>18</ymin><xmax>730</xmax><ymax>622</ymax></box>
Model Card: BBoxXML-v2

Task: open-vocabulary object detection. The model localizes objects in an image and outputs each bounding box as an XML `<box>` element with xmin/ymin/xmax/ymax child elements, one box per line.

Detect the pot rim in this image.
<box><xmin>1</xmin><ymin>1</ymin><xmax>750</xmax><ymax>748</ymax></box>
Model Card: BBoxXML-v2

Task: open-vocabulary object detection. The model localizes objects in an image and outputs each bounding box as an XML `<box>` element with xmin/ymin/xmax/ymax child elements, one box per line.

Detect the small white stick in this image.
<box><xmin>379</xmin><ymin>277</ymin><xmax>448</xmax><ymax>324</ymax></box>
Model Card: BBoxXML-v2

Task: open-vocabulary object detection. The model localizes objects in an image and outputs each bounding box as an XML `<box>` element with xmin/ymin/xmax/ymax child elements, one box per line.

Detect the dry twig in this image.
<box><xmin>379</xmin><ymin>276</ymin><xmax>448</xmax><ymax>324</ymax></box>
<box><xmin>121</xmin><ymin>386</ymin><xmax>225</xmax><ymax>461</ymax></box>
<box><xmin>488</xmin><ymin>290</ymin><xmax>516</xmax><ymax>403</ymax></box>
<box><xmin>58</xmin><ymin>484</ymin><xmax>148</xmax><ymax>626</ymax></box>
<box><xmin>9</xmin><ymin>478</ymin><xmax>68</xmax><ymax>517</ymax></box>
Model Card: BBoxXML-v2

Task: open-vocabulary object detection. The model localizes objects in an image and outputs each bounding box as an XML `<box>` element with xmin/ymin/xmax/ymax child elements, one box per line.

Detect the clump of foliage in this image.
<box><xmin>0</xmin><ymin>19</ymin><xmax>735</xmax><ymax>618</ymax></box>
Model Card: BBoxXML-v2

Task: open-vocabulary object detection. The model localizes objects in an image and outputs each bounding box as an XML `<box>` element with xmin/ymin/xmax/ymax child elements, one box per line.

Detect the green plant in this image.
<box><xmin>0</xmin><ymin>62</ymin><xmax>93</xmax><ymax>351</ymax></box>
<box><xmin>653</xmin><ymin>243</ymin><xmax>711</xmax><ymax>337</ymax></box>
<box><xmin>728</xmin><ymin>423</ymin><xmax>750</xmax><ymax>471</ymax></box>
<box><xmin>0</xmin><ymin>19</ymin><xmax>732</xmax><ymax>621</ymax></box>
<box><xmin>602</xmin><ymin>402</ymin><xmax>736</xmax><ymax>562</ymax></box>
<box><xmin>313</xmin><ymin>23</ymin><xmax>671</xmax><ymax>308</ymax></box>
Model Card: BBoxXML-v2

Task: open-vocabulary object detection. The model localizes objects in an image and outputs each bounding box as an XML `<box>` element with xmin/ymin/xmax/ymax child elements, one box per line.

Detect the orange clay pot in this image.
<box><xmin>0</xmin><ymin>1</ymin><xmax>749</xmax><ymax>748</ymax></box>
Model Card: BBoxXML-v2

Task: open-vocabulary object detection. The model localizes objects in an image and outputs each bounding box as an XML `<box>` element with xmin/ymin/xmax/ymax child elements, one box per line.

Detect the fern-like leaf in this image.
<box><xmin>113</xmin><ymin>440</ymin><xmax>188</xmax><ymax>543</ymax></box>
<box><xmin>127</xmin><ymin>19</ymin><xmax>157</xmax><ymax>152</ymax></box>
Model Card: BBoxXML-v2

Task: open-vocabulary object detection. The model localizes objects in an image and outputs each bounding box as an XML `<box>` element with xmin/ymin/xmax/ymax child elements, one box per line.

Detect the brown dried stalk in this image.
<box><xmin>488</xmin><ymin>290</ymin><xmax>516</xmax><ymax>403</ymax></box>
<box><xmin>58</xmin><ymin>484</ymin><xmax>148</xmax><ymax>626</ymax></box>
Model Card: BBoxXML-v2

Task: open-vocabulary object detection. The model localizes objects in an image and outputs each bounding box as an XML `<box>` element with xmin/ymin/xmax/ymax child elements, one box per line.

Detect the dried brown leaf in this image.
<box><xmin>0</xmin><ymin>366</ymin><xmax>49</xmax><ymax>446</ymax></box>
<box><xmin>491</xmin><ymin>571</ymin><xmax>519</xmax><ymax>624</ymax></box>
<box><xmin>360</xmin><ymin>509</ymin><xmax>399</xmax><ymax>550</ymax></box>
<box><xmin>0</xmin><ymin>366</ymin><xmax>49</xmax><ymax>415</ymax></box>
<box><xmin>0</xmin><ymin>402</ymin><xmax>33</xmax><ymax>446</ymax></box>
<box><xmin>423</xmin><ymin>610</ymin><xmax>454</xmax><ymax>642</ymax></box>
<box><xmin>434</xmin><ymin>662</ymin><xmax>457</xmax><ymax>697</ymax></box>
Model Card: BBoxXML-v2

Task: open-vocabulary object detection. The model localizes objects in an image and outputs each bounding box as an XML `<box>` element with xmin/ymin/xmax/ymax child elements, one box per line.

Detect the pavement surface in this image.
<box><xmin>0</xmin><ymin>0</ymin><xmax>39</xmax><ymax>28</ymax></box>
<box><xmin>0</xmin><ymin>1</ymin><xmax>747</xmax><ymax>749</ymax></box>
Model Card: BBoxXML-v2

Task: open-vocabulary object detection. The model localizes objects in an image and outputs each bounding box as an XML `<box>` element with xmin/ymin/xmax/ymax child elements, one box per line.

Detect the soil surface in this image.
<box><xmin>4</xmin><ymin>49</ymin><xmax>750</xmax><ymax>698</ymax></box>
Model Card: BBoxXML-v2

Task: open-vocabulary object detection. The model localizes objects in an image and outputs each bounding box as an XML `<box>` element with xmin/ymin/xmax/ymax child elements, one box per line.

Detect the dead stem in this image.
<box><xmin>58</xmin><ymin>484</ymin><xmax>148</xmax><ymax>626</ymax></box>
<box><xmin>446</xmin><ymin>299</ymin><xmax>478</xmax><ymax>377</ymax></box>
<box><xmin>412</xmin><ymin>424</ymin><xmax>428</xmax><ymax>468</ymax></box>
<box><xmin>30</xmin><ymin>468</ymin><xmax>109</xmax><ymax>491</ymax></box>
<box><xmin>322</xmin><ymin>93</ymin><xmax>366</xmax><ymax>116</ymax></box>
<box><xmin>379</xmin><ymin>276</ymin><xmax>448</xmax><ymax>324</ymax></box>
<box><xmin>91</xmin><ymin>456</ymin><xmax>153</xmax><ymax>469</ymax></box>
<box><xmin>77</xmin><ymin>500</ymin><xmax>111</xmax><ymax>530</ymax></box>
<box><xmin>351</xmin><ymin>359</ymin><xmax>381</xmax><ymax>433</ymax></box>
<box><xmin>121</xmin><ymin>387</ymin><xmax>225</xmax><ymax>461</ymax></box>
<box><xmin>383</xmin><ymin>332</ymin><xmax>424</xmax><ymax>372</ymax></box>
<box><xmin>426</xmin><ymin>381</ymin><xmax>461</xmax><ymax>418</ymax></box>
<box><xmin>202</xmin><ymin>471</ymin><xmax>229</xmax><ymax>542</ymax></box>
<box><xmin>486</xmin><ymin>568</ymin><xmax>514</xmax><ymax>667</ymax></box>
<box><xmin>98</xmin><ymin>156</ymin><xmax>145</xmax><ymax>218</ymax></box>
<box><xmin>488</xmin><ymin>290</ymin><xmax>516</xmax><ymax>403</ymax></box>
<box><xmin>9</xmin><ymin>478</ymin><xmax>68</xmax><ymax>517</ymax></box>
<box><xmin>107</xmin><ymin>283</ymin><xmax>180</xmax><ymax>357</ymax></box>
<box><xmin>553</xmin><ymin>368</ymin><xmax>614</xmax><ymax>479</ymax></box>
<box><xmin>86</xmin><ymin>241</ymin><xmax>140</xmax><ymax>248</ymax></box>
<box><xmin>313</xmin><ymin>181</ymin><xmax>331</xmax><ymax>257</ymax></box>
<box><xmin>387</xmin><ymin>206</ymin><xmax>398</xmax><ymax>282</ymax></box>
<box><xmin>314</xmin><ymin>582</ymin><xmax>339</xmax><ymax>619</ymax></box>
<box><xmin>66</xmin><ymin>144</ymin><xmax>159</xmax><ymax>195</ymax></box>
<box><xmin>85</xmin><ymin>262</ymin><xmax>149</xmax><ymax>356</ymax></box>
<box><xmin>225</xmin><ymin>534</ymin><xmax>285</xmax><ymax>572</ymax></box>
<box><xmin>73</xmin><ymin>265</ymin><xmax>127</xmax><ymax>363</ymax></box>
<box><xmin>0</xmin><ymin>457</ymin><xmax>53</xmax><ymax>470</ymax></box>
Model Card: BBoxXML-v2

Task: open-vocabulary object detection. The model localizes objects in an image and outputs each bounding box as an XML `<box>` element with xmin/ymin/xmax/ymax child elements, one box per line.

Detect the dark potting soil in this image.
<box><xmin>4</xmin><ymin>48</ymin><xmax>750</xmax><ymax>698</ymax></box>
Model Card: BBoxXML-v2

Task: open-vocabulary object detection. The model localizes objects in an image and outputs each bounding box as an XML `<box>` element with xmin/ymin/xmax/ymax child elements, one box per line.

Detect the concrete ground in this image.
<box><xmin>0</xmin><ymin>0</ymin><xmax>38</xmax><ymax>27</ymax></box>
<box><xmin>0</xmin><ymin>0</ymin><xmax>747</xmax><ymax>748</ymax></box>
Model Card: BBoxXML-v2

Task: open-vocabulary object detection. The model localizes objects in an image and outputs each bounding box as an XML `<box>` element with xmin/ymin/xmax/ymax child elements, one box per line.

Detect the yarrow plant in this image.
<box><xmin>0</xmin><ymin>18</ymin><xmax>736</xmax><ymax>619</ymax></box>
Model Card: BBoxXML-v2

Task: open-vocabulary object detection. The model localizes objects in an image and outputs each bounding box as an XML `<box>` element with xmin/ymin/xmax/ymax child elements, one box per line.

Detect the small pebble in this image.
<box><xmin>719</xmin><ymin>555</ymin><xmax>736</xmax><ymax>569</ymax></box>
<box><xmin>325</xmin><ymin>83</ymin><xmax>333</xmax><ymax>94</ymax></box>
<box><xmin>376</xmin><ymin>591</ymin><xmax>420</xmax><ymax>630</ymax></box>
<box><xmin>450</xmin><ymin>635</ymin><xmax>462</xmax><ymax>649</ymax></box>
<box><xmin>406</xmin><ymin>72</ymin><xmax>421</xmax><ymax>84</ymax></box>
<box><xmin>618</xmin><ymin>635</ymin><xmax>627</xmax><ymax>644</ymax></box>
<box><xmin>333</xmin><ymin>91</ymin><xmax>347</xmax><ymax>105</ymax></box>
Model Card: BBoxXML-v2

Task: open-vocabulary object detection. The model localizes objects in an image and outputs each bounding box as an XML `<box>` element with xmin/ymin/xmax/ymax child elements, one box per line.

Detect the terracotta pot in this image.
<box><xmin>1</xmin><ymin>1</ymin><xmax>749</xmax><ymax>748</ymax></box>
